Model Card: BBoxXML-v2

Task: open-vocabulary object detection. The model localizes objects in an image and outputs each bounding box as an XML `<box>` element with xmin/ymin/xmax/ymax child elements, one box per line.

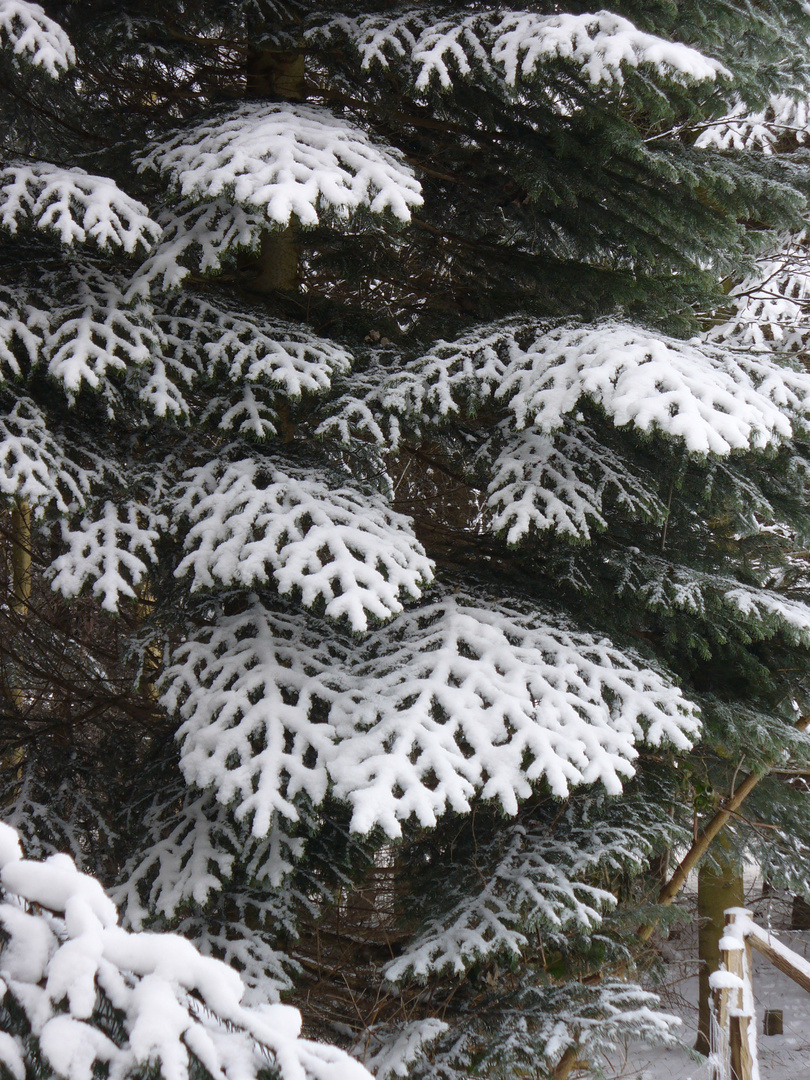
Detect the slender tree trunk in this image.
<box><xmin>2</xmin><ymin>500</ymin><xmax>32</xmax><ymax>773</ymax></box>
<box><xmin>695</xmin><ymin>835</ymin><xmax>744</xmax><ymax>1054</ymax></box>
<box><xmin>134</xmin><ymin>584</ymin><xmax>161</xmax><ymax>704</ymax></box>
<box><xmin>10</xmin><ymin>501</ymin><xmax>32</xmax><ymax>619</ymax></box>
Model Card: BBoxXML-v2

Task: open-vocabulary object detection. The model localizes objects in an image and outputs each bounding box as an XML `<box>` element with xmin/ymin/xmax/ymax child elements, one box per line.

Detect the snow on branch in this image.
<box><xmin>384</xmin><ymin>823</ymin><xmax>614</xmax><ymax>981</ymax></box>
<box><xmin>0</xmin><ymin>821</ymin><xmax>373</xmax><ymax>1080</ymax></box>
<box><xmin>387</xmin><ymin>794</ymin><xmax>687</xmax><ymax>982</ymax></box>
<box><xmin>484</xmin><ymin>420</ymin><xmax>665</xmax><ymax>544</ymax></box>
<box><xmin>315</xmin><ymin>359</ymin><xmax>403</xmax><ymax>450</ymax></box>
<box><xmin>132</xmin><ymin>199</ymin><xmax>268</xmax><ymax>291</ymax></box>
<box><xmin>165</xmin><ymin>590</ymin><xmax>699</xmax><ymax>839</ymax></box>
<box><xmin>0</xmin><ymin>0</ymin><xmax>74</xmax><ymax>77</ymax></box>
<box><xmin>696</xmin><ymin>94</ymin><xmax>810</xmax><ymax>154</ymax></box>
<box><xmin>0</xmin><ymin>263</ymin><xmax>159</xmax><ymax>398</ymax></box>
<box><xmin>0</xmin><ymin>393</ymin><xmax>94</xmax><ymax>516</ymax></box>
<box><xmin>162</xmin><ymin>293</ymin><xmax>353</xmax><ymax>397</ymax></box>
<box><xmin>50</xmin><ymin>499</ymin><xmax>167</xmax><ymax>612</ymax></box>
<box><xmin>327</xmin><ymin>591</ymin><xmax>699</xmax><ymax>834</ymax></box>
<box><xmin>164</xmin><ymin>603</ymin><xmax>341</xmax><ymax>836</ymax></box>
<box><xmin>487</xmin><ymin>10</ymin><xmax>728</xmax><ymax>88</ymax></box>
<box><xmin>616</xmin><ymin>553</ymin><xmax>810</xmax><ymax>647</ymax></box>
<box><xmin>115</xmin><ymin>781</ymin><xmax>305</xmax><ymax>921</ymax></box>
<box><xmin>0</xmin><ymin>164</ymin><xmax>161</xmax><ymax>253</ymax></box>
<box><xmin>351</xmin><ymin>1021</ymin><xmax>448</xmax><ymax>1080</ymax></box>
<box><xmin>138</xmin><ymin>103</ymin><xmax>423</xmax><ymax>228</ymax></box>
<box><xmin>390</xmin><ymin>320</ymin><xmax>810</xmax><ymax>455</ymax></box>
<box><xmin>706</xmin><ymin>229</ymin><xmax>810</xmax><ymax>355</ymax></box>
<box><xmin>172</xmin><ymin>458</ymin><xmax>433</xmax><ymax>632</ymax></box>
<box><xmin>314</xmin><ymin>8</ymin><xmax>726</xmax><ymax>92</ymax></box>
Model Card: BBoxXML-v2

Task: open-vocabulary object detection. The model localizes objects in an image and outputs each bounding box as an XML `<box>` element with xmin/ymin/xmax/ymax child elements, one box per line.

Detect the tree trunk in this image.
<box><xmin>695</xmin><ymin>836</ymin><xmax>744</xmax><ymax>1055</ymax></box>
<box><xmin>2</xmin><ymin>500</ymin><xmax>32</xmax><ymax>774</ymax></box>
<box><xmin>242</xmin><ymin>48</ymin><xmax>305</xmax><ymax>295</ymax></box>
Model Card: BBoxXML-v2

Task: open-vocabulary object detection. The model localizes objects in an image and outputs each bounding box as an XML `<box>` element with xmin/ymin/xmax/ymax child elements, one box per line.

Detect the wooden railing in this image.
<box><xmin>710</xmin><ymin>907</ymin><xmax>810</xmax><ymax>1080</ymax></box>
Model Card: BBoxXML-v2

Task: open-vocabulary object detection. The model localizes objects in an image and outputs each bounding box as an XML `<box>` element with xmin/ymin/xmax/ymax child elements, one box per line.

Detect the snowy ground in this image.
<box><xmin>603</xmin><ymin>888</ymin><xmax>810</xmax><ymax>1080</ymax></box>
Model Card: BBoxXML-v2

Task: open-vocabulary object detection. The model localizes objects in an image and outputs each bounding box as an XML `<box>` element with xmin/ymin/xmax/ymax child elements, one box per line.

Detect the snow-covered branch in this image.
<box><xmin>0</xmin><ymin>822</ymin><xmax>373</xmax><ymax>1080</ymax></box>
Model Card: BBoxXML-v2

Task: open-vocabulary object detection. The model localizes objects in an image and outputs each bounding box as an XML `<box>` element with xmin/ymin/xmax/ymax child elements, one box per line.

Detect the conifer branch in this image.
<box><xmin>638</xmin><ymin>712</ymin><xmax>810</xmax><ymax>943</ymax></box>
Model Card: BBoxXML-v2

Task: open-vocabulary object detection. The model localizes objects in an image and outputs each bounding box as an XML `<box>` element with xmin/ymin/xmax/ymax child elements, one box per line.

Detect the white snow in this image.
<box><xmin>172</xmin><ymin>458</ymin><xmax>433</xmax><ymax>632</ymax></box>
<box><xmin>390</xmin><ymin>320</ymin><xmax>810</xmax><ymax>455</ymax></box>
<box><xmin>0</xmin><ymin>822</ymin><xmax>23</xmax><ymax>868</ymax></box>
<box><xmin>384</xmin><ymin>821</ymin><xmax>618</xmax><ymax>981</ymax></box>
<box><xmin>604</xmin><ymin>889</ymin><xmax>810</xmax><ymax>1080</ymax></box>
<box><xmin>0</xmin><ymin>164</ymin><xmax>161</xmax><ymax>252</ymax></box>
<box><xmin>352</xmin><ymin>1020</ymin><xmax>448</xmax><ymax>1080</ymax></box>
<box><xmin>316</xmin><ymin>9</ymin><xmax>726</xmax><ymax>92</ymax></box>
<box><xmin>487</xmin><ymin>11</ymin><xmax>728</xmax><ymax>89</ymax></box>
<box><xmin>0</xmin><ymin>0</ymin><xmax>74</xmax><ymax>77</ymax></box>
<box><xmin>164</xmin><ymin>590</ymin><xmax>700</xmax><ymax>839</ymax></box>
<box><xmin>0</xmin><ymin>823</ymin><xmax>375</xmax><ymax>1080</ymax></box>
<box><xmin>696</xmin><ymin>95</ymin><xmax>810</xmax><ymax>154</ymax></box>
<box><xmin>132</xmin><ymin>199</ymin><xmax>270</xmax><ymax>292</ymax></box>
<box><xmin>0</xmin><ymin>264</ymin><xmax>158</xmax><ymax>396</ymax></box>
<box><xmin>0</xmin><ymin>395</ymin><xmax>93</xmax><ymax>516</ymax></box>
<box><xmin>485</xmin><ymin>420</ymin><xmax>664</xmax><ymax>543</ymax></box>
<box><xmin>706</xmin><ymin>229</ymin><xmax>810</xmax><ymax>356</ymax></box>
<box><xmin>162</xmin><ymin>294</ymin><xmax>353</xmax><ymax>398</ymax></box>
<box><xmin>139</xmin><ymin>103</ymin><xmax>423</xmax><ymax>227</ymax></box>
<box><xmin>50</xmin><ymin>500</ymin><xmax>166</xmax><ymax>612</ymax></box>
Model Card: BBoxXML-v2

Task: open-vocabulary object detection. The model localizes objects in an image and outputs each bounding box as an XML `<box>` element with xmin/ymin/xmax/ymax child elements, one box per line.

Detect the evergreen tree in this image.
<box><xmin>4</xmin><ymin>3</ymin><xmax>810</xmax><ymax>1079</ymax></box>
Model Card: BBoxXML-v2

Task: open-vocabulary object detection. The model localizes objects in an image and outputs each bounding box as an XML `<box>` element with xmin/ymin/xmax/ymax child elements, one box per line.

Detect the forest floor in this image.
<box><xmin>603</xmin><ymin>886</ymin><xmax>810</xmax><ymax>1079</ymax></box>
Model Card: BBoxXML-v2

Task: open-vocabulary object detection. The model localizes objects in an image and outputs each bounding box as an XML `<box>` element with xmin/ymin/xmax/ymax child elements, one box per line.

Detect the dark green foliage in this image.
<box><xmin>5</xmin><ymin>2</ymin><xmax>810</xmax><ymax>1079</ymax></box>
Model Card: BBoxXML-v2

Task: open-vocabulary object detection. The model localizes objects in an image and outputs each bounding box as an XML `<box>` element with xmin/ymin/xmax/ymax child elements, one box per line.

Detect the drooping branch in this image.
<box><xmin>638</xmin><ymin>712</ymin><xmax>810</xmax><ymax>943</ymax></box>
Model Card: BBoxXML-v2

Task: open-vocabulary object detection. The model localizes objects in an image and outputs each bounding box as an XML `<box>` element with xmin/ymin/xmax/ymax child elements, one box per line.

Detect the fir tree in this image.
<box><xmin>4</xmin><ymin>3</ymin><xmax>810</xmax><ymax>1079</ymax></box>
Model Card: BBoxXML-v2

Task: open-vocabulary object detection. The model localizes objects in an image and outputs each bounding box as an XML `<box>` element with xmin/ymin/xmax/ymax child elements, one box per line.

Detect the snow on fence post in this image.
<box><xmin>709</xmin><ymin>908</ymin><xmax>757</xmax><ymax>1080</ymax></box>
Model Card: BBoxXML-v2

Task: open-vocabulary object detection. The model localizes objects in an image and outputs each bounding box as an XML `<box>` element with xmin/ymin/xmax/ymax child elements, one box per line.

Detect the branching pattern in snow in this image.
<box><xmin>0</xmin><ymin>0</ymin><xmax>74</xmax><ymax>76</ymax></box>
<box><xmin>385</xmin><ymin>824</ymin><xmax>613</xmax><ymax>981</ymax></box>
<box><xmin>315</xmin><ymin>9</ymin><xmax>725</xmax><ymax>92</ymax></box>
<box><xmin>175</xmin><ymin>894</ymin><xmax>301</xmax><ymax>1006</ymax></box>
<box><xmin>389</xmin><ymin>792</ymin><xmax>686</xmax><ymax>984</ymax></box>
<box><xmin>706</xmin><ymin>230</ymin><xmax>810</xmax><ymax>354</ymax></box>
<box><xmin>316</xmin><ymin>360</ymin><xmax>402</xmax><ymax>449</ymax></box>
<box><xmin>116</xmin><ymin>780</ymin><xmax>304</xmax><ymax>909</ymax></box>
<box><xmin>3</xmin><ymin>766</ymin><xmax>117</xmax><ymax>867</ymax></box>
<box><xmin>139</xmin><ymin>103</ymin><xmax>423</xmax><ymax>227</ymax></box>
<box><xmin>420</xmin><ymin>979</ymin><xmax>680</xmax><ymax>1080</ymax></box>
<box><xmin>484</xmin><ymin>422</ymin><xmax>665</xmax><ymax>543</ymax></box>
<box><xmin>696</xmin><ymin>94</ymin><xmax>810</xmax><ymax>153</ymax></box>
<box><xmin>0</xmin><ymin>264</ymin><xmax>158</xmax><ymax>397</ymax></box>
<box><xmin>386</xmin><ymin>790</ymin><xmax>686</xmax><ymax>989</ymax></box>
<box><xmin>115</xmin><ymin>781</ymin><xmax>311</xmax><ymax>1001</ymax></box>
<box><xmin>165</xmin><ymin>592</ymin><xmax>699</xmax><ymax>838</ymax></box>
<box><xmin>0</xmin><ymin>164</ymin><xmax>161</xmax><ymax>252</ymax></box>
<box><xmin>50</xmin><ymin>500</ymin><xmax>167</xmax><ymax>612</ymax></box>
<box><xmin>616</xmin><ymin>554</ymin><xmax>810</xmax><ymax>647</ymax></box>
<box><xmin>352</xmin><ymin>1021</ymin><xmax>448</xmax><ymax>1080</ymax></box>
<box><xmin>133</xmin><ymin>199</ymin><xmax>268</xmax><ymax>291</ymax></box>
<box><xmin>0</xmin><ymin>394</ymin><xmax>93</xmax><ymax>516</ymax></box>
<box><xmin>329</xmin><ymin>594</ymin><xmax>699</xmax><ymax>834</ymax></box>
<box><xmin>393</xmin><ymin>320</ymin><xmax>810</xmax><ymax>454</ymax></box>
<box><xmin>0</xmin><ymin>822</ymin><xmax>373</xmax><ymax>1080</ymax></box>
<box><xmin>173</xmin><ymin>459</ymin><xmax>433</xmax><ymax>631</ymax></box>
<box><xmin>163</xmin><ymin>604</ymin><xmax>341</xmax><ymax>835</ymax></box>
<box><xmin>162</xmin><ymin>293</ymin><xmax>353</xmax><ymax>396</ymax></box>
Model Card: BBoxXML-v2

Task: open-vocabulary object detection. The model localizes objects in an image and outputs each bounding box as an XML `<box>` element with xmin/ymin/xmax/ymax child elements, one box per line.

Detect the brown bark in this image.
<box><xmin>2</xmin><ymin>501</ymin><xmax>32</xmax><ymax>773</ymax></box>
<box><xmin>695</xmin><ymin>836</ymin><xmax>743</xmax><ymax>1054</ymax></box>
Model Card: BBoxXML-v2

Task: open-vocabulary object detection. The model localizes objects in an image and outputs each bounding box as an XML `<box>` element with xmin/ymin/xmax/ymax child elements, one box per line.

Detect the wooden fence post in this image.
<box><xmin>710</xmin><ymin>908</ymin><xmax>756</xmax><ymax>1080</ymax></box>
